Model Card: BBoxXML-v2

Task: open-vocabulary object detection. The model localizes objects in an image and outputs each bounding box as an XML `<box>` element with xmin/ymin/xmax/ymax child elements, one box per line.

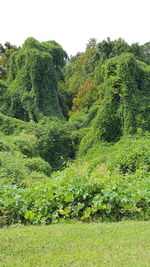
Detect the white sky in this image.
<box><xmin>1</xmin><ymin>0</ymin><xmax>150</xmax><ymax>56</ymax></box>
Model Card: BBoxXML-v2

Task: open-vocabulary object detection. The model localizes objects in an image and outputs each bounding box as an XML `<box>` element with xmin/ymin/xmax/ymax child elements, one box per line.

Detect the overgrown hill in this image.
<box><xmin>0</xmin><ymin>37</ymin><xmax>150</xmax><ymax>225</ymax></box>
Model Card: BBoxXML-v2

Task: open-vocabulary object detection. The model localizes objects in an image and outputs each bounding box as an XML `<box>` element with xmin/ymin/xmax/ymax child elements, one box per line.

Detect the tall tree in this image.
<box><xmin>0</xmin><ymin>42</ymin><xmax>19</xmax><ymax>80</ymax></box>
<box><xmin>1</xmin><ymin>38</ymin><xmax>67</xmax><ymax>121</ymax></box>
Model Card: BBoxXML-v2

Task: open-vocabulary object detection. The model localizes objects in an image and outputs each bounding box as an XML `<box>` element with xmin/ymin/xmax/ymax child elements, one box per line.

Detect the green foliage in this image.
<box><xmin>0</xmin><ymin>112</ymin><xmax>33</xmax><ymax>135</ymax></box>
<box><xmin>25</xmin><ymin>158</ymin><xmax>51</xmax><ymax>176</ymax></box>
<box><xmin>0</xmin><ymin>131</ymin><xmax>52</xmax><ymax>185</ymax></box>
<box><xmin>107</xmin><ymin>135</ymin><xmax>150</xmax><ymax>174</ymax></box>
<box><xmin>0</xmin><ymin>135</ymin><xmax>149</xmax><ymax>226</ymax></box>
<box><xmin>0</xmin><ymin>114</ymin><xmax>74</xmax><ymax>170</ymax></box>
<box><xmin>97</xmin><ymin>38</ymin><xmax>144</xmax><ymax>61</ymax></box>
<box><xmin>12</xmin><ymin>132</ymin><xmax>39</xmax><ymax>157</ymax></box>
<box><xmin>63</xmin><ymin>47</ymin><xmax>100</xmax><ymax>112</ymax></box>
<box><xmin>80</xmin><ymin>53</ymin><xmax>150</xmax><ymax>146</ymax></box>
<box><xmin>1</xmin><ymin>37</ymin><xmax>150</xmax><ymax>227</ymax></box>
<box><xmin>34</xmin><ymin>119</ymin><xmax>74</xmax><ymax>169</ymax></box>
<box><xmin>1</xmin><ymin>38</ymin><xmax>67</xmax><ymax>121</ymax></box>
<box><xmin>68</xmin><ymin>110</ymin><xmax>88</xmax><ymax>130</ymax></box>
<box><xmin>42</xmin><ymin>40</ymin><xmax>68</xmax><ymax>73</ymax></box>
<box><xmin>71</xmin><ymin>77</ymin><xmax>99</xmax><ymax>113</ymax></box>
<box><xmin>0</xmin><ymin>151</ymin><xmax>27</xmax><ymax>183</ymax></box>
<box><xmin>97</xmin><ymin>38</ymin><xmax>130</xmax><ymax>60</ymax></box>
<box><xmin>0</xmin><ymin>42</ymin><xmax>19</xmax><ymax>80</ymax></box>
<box><xmin>141</xmin><ymin>42</ymin><xmax>150</xmax><ymax>64</ymax></box>
<box><xmin>63</xmin><ymin>38</ymin><xmax>150</xmax><ymax>119</ymax></box>
<box><xmin>0</xmin><ymin>81</ymin><xmax>8</xmax><ymax>114</ymax></box>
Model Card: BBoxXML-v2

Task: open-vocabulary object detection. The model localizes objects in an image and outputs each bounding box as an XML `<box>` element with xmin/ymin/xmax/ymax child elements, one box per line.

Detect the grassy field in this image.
<box><xmin>0</xmin><ymin>221</ymin><xmax>150</xmax><ymax>267</ymax></box>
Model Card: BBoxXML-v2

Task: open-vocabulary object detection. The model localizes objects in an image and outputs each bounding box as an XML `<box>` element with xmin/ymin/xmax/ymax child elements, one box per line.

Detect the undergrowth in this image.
<box><xmin>0</xmin><ymin>134</ymin><xmax>149</xmax><ymax>226</ymax></box>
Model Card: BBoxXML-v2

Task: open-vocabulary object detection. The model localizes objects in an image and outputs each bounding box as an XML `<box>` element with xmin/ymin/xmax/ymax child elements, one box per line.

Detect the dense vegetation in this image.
<box><xmin>0</xmin><ymin>37</ymin><xmax>150</xmax><ymax>226</ymax></box>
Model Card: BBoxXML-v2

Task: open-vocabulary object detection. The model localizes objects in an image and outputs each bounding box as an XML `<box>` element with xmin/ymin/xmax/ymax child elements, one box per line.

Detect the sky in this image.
<box><xmin>1</xmin><ymin>0</ymin><xmax>150</xmax><ymax>56</ymax></box>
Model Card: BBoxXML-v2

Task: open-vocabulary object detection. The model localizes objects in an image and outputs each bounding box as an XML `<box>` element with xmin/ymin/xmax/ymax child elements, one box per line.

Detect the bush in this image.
<box><xmin>25</xmin><ymin>157</ymin><xmax>52</xmax><ymax>176</ymax></box>
<box><xmin>0</xmin><ymin>167</ymin><xmax>150</xmax><ymax>226</ymax></box>
<box><xmin>0</xmin><ymin>151</ymin><xmax>27</xmax><ymax>183</ymax></box>
<box><xmin>0</xmin><ymin>115</ymin><xmax>74</xmax><ymax>170</ymax></box>
<box><xmin>35</xmin><ymin>120</ymin><xmax>74</xmax><ymax>169</ymax></box>
<box><xmin>13</xmin><ymin>132</ymin><xmax>39</xmax><ymax>157</ymax></box>
<box><xmin>106</xmin><ymin>134</ymin><xmax>150</xmax><ymax>174</ymax></box>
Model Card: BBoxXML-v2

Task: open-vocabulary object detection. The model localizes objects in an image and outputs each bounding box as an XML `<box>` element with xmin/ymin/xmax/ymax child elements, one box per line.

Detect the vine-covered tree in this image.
<box><xmin>92</xmin><ymin>53</ymin><xmax>150</xmax><ymax>142</ymax></box>
<box><xmin>0</xmin><ymin>42</ymin><xmax>19</xmax><ymax>80</ymax></box>
<box><xmin>1</xmin><ymin>38</ymin><xmax>67</xmax><ymax>121</ymax></box>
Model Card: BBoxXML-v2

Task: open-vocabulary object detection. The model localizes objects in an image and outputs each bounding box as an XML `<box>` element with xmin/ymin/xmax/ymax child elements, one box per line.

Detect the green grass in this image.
<box><xmin>0</xmin><ymin>221</ymin><xmax>150</xmax><ymax>267</ymax></box>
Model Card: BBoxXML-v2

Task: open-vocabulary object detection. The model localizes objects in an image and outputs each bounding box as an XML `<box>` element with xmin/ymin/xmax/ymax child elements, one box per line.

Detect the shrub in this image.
<box><xmin>25</xmin><ymin>157</ymin><xmax>52</xmax><ymax>176</ymax></box>
<box><xmin>0</xmin><ymin>151</ymin><xmax>27</xmax><ymax>183</ymax></box>
<box><xmin>13</xmin><ymin>132</ymin><xmax>39</xmax><ymax>157</ymax></box>
<box><xmin>0</xmin><ymin>134</ymin><xmax>150</xmax><ymax>226</ymax></box>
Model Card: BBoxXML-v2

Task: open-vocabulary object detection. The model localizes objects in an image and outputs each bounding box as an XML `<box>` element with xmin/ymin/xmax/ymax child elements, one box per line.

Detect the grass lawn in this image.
<box><xmin>0</xmin><ymin>221</ymin><xmax>150</xmax><ymax>267</ymax></box>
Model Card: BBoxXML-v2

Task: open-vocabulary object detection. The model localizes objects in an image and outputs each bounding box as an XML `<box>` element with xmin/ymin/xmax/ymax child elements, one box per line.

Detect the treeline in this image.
<box><xmin>1</xmin><ymin>38</ymin><xmax>150</xmax><ymax>135</ymax></box>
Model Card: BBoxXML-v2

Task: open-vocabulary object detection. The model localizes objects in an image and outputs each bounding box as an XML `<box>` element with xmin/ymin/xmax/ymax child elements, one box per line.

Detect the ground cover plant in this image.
<box><xmin>0</xmin><ymin>134</ymin><xmax>149</xmax><ymax>226</ymax></box>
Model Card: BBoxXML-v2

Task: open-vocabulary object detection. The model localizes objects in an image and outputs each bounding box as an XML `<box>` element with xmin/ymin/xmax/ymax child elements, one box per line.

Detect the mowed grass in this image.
<box><xmin>0</xmin><ymin>221</ymin><xmax>150</xmax><ymax>267</ymax></box>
